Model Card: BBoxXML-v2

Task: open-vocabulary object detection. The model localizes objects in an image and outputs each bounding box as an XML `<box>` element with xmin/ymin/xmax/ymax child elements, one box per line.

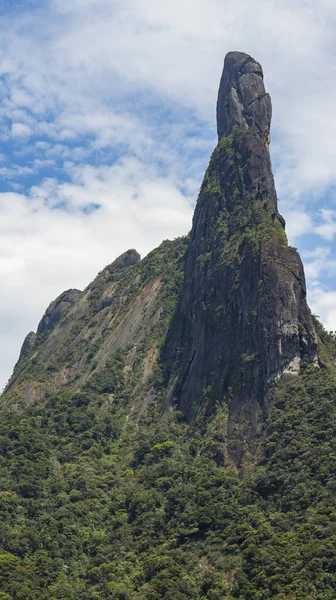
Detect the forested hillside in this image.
<box><xmin>0</xmin><ymin>313</ymin><xmax>335</xmax><ymax>598</ymax></box>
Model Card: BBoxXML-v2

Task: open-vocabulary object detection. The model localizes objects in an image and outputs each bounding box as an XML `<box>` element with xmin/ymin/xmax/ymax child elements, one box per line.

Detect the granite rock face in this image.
<box><xmin>104</xmin><ymin>249</ymin><xmax>141</xmax><ymax>275</ymax></box>
<box><xmin>17</xmin><ymin>331</ymin><xmax>36</xmax><ymax>364</ymax></box>
<box><xmin>35</xmin><ymin>253</ymin><xmax>141</xmax><ymax>339</ymax></box>
<box><xmin>3</xmin><ymin>243</ymin><xmax>181</xmax><ymax>404</ymax></box>
<box><xmin>167</xmin><ymin>51</ymin><xmax>318</xmax><ymax>463</ymax></box>
<box><xmin>217</xmin><ymin>51</ymin><xmax>272</xmax><ymax>142</ymax></box>
<box><xmin>37</xmin><ymin>289</ymin><xmax>83</xmax><ymax>336</ymax></box>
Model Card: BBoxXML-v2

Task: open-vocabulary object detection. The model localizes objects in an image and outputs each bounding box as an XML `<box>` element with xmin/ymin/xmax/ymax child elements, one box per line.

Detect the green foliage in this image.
<box><xmin>0</xmin><ymin>338</ymin><xmax>335</xmax><ymax>598</ymax></box>
<box><xmin>197</xmin><ymin>252</ymin><xmax>212</xmax><ymax>268</ymax></box>
<box><xmin>198</xmin><ymin>128</ymin><xmax>288</xmax><ymax>276</ymax></box>
<box><xmin>241</xmin><ymin>353</ymin><xmax>256</xmax><ymax>364</ymax></box>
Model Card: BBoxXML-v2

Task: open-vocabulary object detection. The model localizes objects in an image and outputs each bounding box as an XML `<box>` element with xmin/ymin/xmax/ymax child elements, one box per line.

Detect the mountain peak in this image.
<box><xmin>165</xmin><ymin>51</ymin><xmax>318</xmax><ymax>464</ymax></box>
<box><xmin>108</xmin><ymin>249</ymin><xmax>141</xmax><ymax>272</ymax></box>
<box><xmin>217</xmin><ymin>51</ymin><xmax>271</xmax><ymax>142</ymax></box>
<box><xmin>37</xmin><ymin>289</ymin><xmax>83</xmax><ymax>336</ymax></box>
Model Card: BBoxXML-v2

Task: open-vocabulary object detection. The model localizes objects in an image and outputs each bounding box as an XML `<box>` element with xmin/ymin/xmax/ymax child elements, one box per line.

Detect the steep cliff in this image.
<box><xmin>165</xmin><ymin>51</ymin><xmax>318</xmax><ymax>463</ymax></box>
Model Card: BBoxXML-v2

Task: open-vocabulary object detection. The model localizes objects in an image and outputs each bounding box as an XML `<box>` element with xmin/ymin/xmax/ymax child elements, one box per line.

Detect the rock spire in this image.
<box><xmin>165</xmin><ymin>51</ymin><xmax>318</xmax><ymax>464</ymax></box>
<box><xmin>217</xmin><ymin>51</ymin><xmax>271</xmax><ymax>142</ymax></box>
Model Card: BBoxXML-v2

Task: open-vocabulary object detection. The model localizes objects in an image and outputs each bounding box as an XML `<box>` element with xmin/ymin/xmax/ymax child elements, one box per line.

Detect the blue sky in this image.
<box><xmin>1</xmin><ymin>0</ymin><xmax>336</xmax><ymax>389</ymax></box>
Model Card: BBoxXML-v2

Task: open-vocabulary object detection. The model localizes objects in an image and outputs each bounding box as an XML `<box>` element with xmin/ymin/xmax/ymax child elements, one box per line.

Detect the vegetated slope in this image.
<box><xmin>0</xmin><ymin>51</ymin><xmax>335</xmax><ymax>599</ymax></box>
<box><xmin>0</xmin><ymin>316</ymin><xmax>335</xmax><ymax>599</ymax></box>
<box><xmin>3</xmin><ymin>241</ymin><xmax>184</xmax><ymax>410</ymax></box>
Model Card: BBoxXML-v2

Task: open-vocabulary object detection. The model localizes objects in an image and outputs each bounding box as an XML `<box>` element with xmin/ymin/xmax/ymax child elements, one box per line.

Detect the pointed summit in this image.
<box><xmin>165</xmin><ymin>51</ymin><xmax>318</xmax><ymax>465</ymax></box>
<box><xmin>217</xmin><ymin>51</ymin><xmax>271</xmax><ymax>141</ymax></box>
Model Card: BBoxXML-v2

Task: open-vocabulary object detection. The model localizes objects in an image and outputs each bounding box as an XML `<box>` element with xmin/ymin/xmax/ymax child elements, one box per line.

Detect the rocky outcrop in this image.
<box><xmin>166</xmin><ymin>51</ymin><xmax>318</xmax><ymax>463</ymax></box>
<box><xmin>37</xmin><ymin>289</ymin><xmax>82</xmax><ymax>336</ymax></box>
<box><xmin>105</xmin><ymin>249</ymin><xmax>141</xmax><ymax>274</ymax></box>
<box><xmin>2</xmin><ymin>241</ymin><xmax>186</xmax><ymax>406</ymax></box>
<box><xmin>217</xmin><ymin>51</ymin><xmax>272</xmax><ymax>143</ymax></box>
<box><xmin>39</xmin><ymin>250</ymin><xmax>141</xmax><ymax>362</ymax></box>
<box><xmin>17</xmin><ymin>331</ymin><xmax>36</xmax><ymax>363</ymax></box>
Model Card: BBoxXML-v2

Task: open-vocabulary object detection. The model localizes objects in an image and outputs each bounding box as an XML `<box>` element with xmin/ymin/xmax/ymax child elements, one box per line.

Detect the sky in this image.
<box><xmin>1</xmin><ymin>0</ymin><xmax>336</xmax><ymax>389</ymax></box>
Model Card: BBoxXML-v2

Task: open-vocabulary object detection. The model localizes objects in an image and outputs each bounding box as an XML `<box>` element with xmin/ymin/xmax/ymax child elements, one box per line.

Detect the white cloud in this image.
<box><xmin>59</xmin><ymin>111</ymin><xmax>152</xmax><ymax>151</ymax></box>
<box><xmin>315</xmin><ymin>209</ymin><xmax>336</xmax><ymax>242</ymax></box>
<box><xmin>302</xmin><ymin>246</ymin><xmax>336</xmax><ymax>280</ymax></box>
<box><xmin>0</xmin><ymin>165</ymin><xmax>34</xmax><ymax>179</ymax></box>
<box><xmin>280</xmin><ymin>206</ymin><xmax>336</xmax><ymax>247</ymax></box>
<box><xmin>309</xmin><ymin>285</ymin><xmax>336</xmax><ymax>331</ymax></box>
<box><xmin>2</xmin><ymin>0</ymin><xmax>336</xmax><ymax>194</ymax></box>
<box><xmin>300</xmin><ymin>246</ymin><xmax>336</xmax><ymax>330</ymax></box>
<box><xmin>11</xmin><ymin>122</ymin><xmax>32</xmax><ymax>137</ymax></box>
<box><xmin>283</xmin><ymin>209</ymin><xmax>314</xmax><ymax>242</ymax></box>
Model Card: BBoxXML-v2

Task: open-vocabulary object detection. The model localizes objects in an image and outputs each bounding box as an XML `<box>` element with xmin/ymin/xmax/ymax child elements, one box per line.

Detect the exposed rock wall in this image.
<box><xmin>166</xmin><ymin>52</ymin><xmax>318</xmax><ymax>462</ymax></box>
<box><xmin>37</xmin><ymin>289</ymin><xmax>83</xmax><ymax>336</ymax></box>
